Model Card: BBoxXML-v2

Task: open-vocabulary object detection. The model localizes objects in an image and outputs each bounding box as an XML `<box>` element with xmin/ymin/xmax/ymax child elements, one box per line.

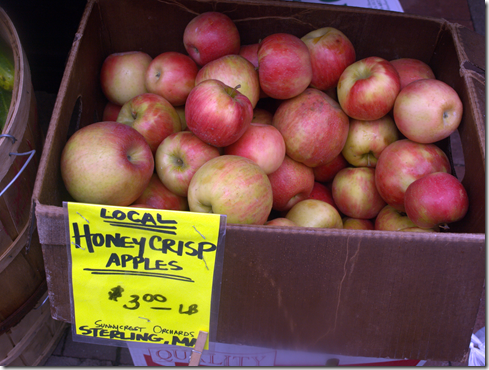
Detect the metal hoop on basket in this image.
<box><xmin>0</xmin><ymin>133</ymin><xmax>36</xmax><ymax>198</ymax></box>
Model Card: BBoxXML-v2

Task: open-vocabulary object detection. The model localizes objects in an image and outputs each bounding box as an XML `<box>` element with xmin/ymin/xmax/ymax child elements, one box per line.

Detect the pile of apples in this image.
<box><xmin>60</xmin><ymin>10</ymin><xmax>469</xmax><ymax>232</ymax></box>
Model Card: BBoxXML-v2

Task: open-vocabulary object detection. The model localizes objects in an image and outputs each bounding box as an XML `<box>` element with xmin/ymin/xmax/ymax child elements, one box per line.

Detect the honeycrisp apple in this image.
<box><xmin>60</xmin><ymin>121</ymin><xmax>154</xmax><ymax>206</ymax></box>
<box><xmin>195</xmin><ymin>54</ymin><xmax>260</xmax><ymax>108</ymax></box>
<box><xmin>223</xmin><ymin>123</ymin><xmax>286</xmax><ymax>174</ymax></box>
<box><xmin>102</xmin><ymin>102</ymin><xmax>122</xmax><ymax>121</ymax></box>
<box><xmin>132</xmin><ymin>173</ymin><xmax>189</xmax><ymax>211</ymax></box>
<box><xmin>145</xmin><ymin>51</ymin><xmax>199</xmax><ymax>107</ymax></box>
<box><xmin>183</xmin><ymin>11</ymin><xmax>241</xmax><ymax>66</ymax></box>
<box><xmin>332</xmin><ymin>167</ymin><xmax>386</xmax><ymax>219</ymax></box>
<box><xmin>117</xmin><ymin>93</ymin><xmax>181</xmax><ymax>154</ymax></box>
<box><xmin>404</xmin><ymin>172</ymin><xmax>469</xmax><ymax>229</ymax></box>
<box><xmin>272</xmin><ymin>88</ymin><xmax>350</xmax><ymax>167</ymax></box>
<box><xmin>257</xmin><ymin>33</ymin><xmax>312</xmax><ymax>100</ymax></box>
<box><xmin>390</xmin><ymin>58</ymin><xmax>435</xmax><ymax>90</ymax></box>
<box><xmin>342</xmin><ymin>217</ymin><xmax>374</xmax><ymax>230</ymax></box>
<box><xmin>185</xmin><ymin>79</ymin><xmax>253</xmax><ymax>147</ymax></box>
<box><xmin>268</xmin><ymin>155</ymin><xmax>315</xmax><ymax>212</ymax></box>
<box><xmin>155</xmin><ymin>131</ymin><xmax>221</xmax><ymax>197</ymax></box>
<box><xmin>239</xmin><ymin>43</ymin><xmax>260</xmax><ymax>68</ymax></box>
<box><xmin>187</xmin><ymin>155</ymin><xmax>273</xmax><ymax>225</ymax></box>
<box><xmin>341</xmin><ymin>115</ymin><xmax>399</xmax><ymax>167</ymax></box>
<box><xmin>285</xmin><ymin>199</ymin><xmax>343</xmax><ymax>229</ymax></box>
<box><xmin>375</xmin><ymin>139</ymin><xmax>451</xmax><ymax>212</ymax></box>
<box><xmin>393</xmin><ymin>79</ymin><xmax>463</xmax><ymax>144</ymax></box>
<box><xmin>337</xmin><ymin>56</ymin><xmax>401</xmax><ymax>121</ymax></box>
<box><xmin>100</xmin><ymin>51</ymin><xmax>152</xmax><ymax>106</ymax></box>
<box><xmin>312</xmin><ymin>152</ymin><xmax>348</xmax><ymax>183</ymax></box>
<box><xmin>375</xmin><ymin>204</ymin><xmax>426</xmax><ymax>231</ymax></box>
<box><xmin>265</xmin><ymin>217</ymin><xmax>297</xmax><ymax>227</ymax></box>
<box><xmin>301</xmin><ymin>27</ymin><xmax>356</xmax><ymax>91</ymax></box>
<box><xmin>307</xmin><ymin>181</ymin><xmax>337</xmax><ymax>210</ymax></box>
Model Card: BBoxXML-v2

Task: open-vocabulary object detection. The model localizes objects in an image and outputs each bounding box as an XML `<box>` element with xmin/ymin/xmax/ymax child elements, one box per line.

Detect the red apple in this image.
<box><xmin>307</xmin><ymin>181</ymin><xmax>337</xmax><ymax>210</ymax></box>
<box><xmin>185</xmin><ymin>79</ymin><xmax>253</xmax><ymax>147</ymax></box>
<box><xmin>375</xmin><ymin>139</ymin><xmax>451</xmax><ymax>212</ymax></box>
<box><xmin>343</xmin><ymin>217</ymin><xmax>374</xmax><ymax>230</ymax></box>
<box><xmin>102</xmin><ymin>102</ymin><xmax>122</xmax><ymax>122</ymax></box>
<box><xmin>187</xmin><ymin>155</ymin><xmax>273</xmax><ymax>225</ymax></box>
<box><xmin>117</xmin><ymin>93</ymin><xmax>181</xmax><ymax>154</ymax></box>
<box><xmin>223</xmin><ymin>123</ymin><xmax>285</xmax><ymax>174</ymax></box>
<box><xmin>252</xmin><ymin>108</ymin><xmax>273</xmax><ymax>125</ymax></box>
<box><xmin>132</xmin><ymin>173</ymin><xmax>189</xmax><ymax>211</ymax></box>
<box><xmin>404</xmin><ymin>172</ymin><xmax>469</xmax><ymax>229</ymax></box>
<box><xmin>332</xmin><ymin>166</ymin><xmax>386</xmax><ymax>219</ymax></box>
<box><xmin>195</xmin><ymin>54</ymin><xmax>260</xmax><ymax>108</ymax></box>
<box><xmin>154</xmin><ymin>131</ymin><xmax>221</xmax><ymax>197</ymax></box>
<box><xmin>183</xmin><ymin>11</ymin><xmax>240</xmax><ymax>66</ymax></box>
<box><xmin>393</xmin><ymin>79</ymin><xmax>463</xmax><ymax>144</ymax></box>
<box><xmin>272</xmin><ymin>88</ymin><xmax>349</xmax><ymax>167</ymax></box>
<box><xmin>337</xmin><ymin>56</ymin><xmax>401</xmax><ymax>120</ymax></box>
<box><xmin>285</xmin><ymin>199</ymin><xmax>343</xmax><ymax>229</ymax></box>
<box><xmin>145</xmin><ymin>51</ymin><xmax>199</xmax><ymax>107</ymax></box>
<box><xmin>239</xmin><ymin>43</ymin><xmax>259</xmax><ymax>68</ymax></box>
<box><xmin>341</xmin><ymin>115</ymin><xmax>399</xmax><ymax>167</ymax></box>
<box><xmin>60</xmin><ymin>122</ymin><xmax>154</xmax><ymax>206</ymax></box>
<box><xmin>301</xmin><ymin>27</ymin><xmax>356</xmax><ymax>91</ymax></box>
<box><xmin>265</xmin><ymin>217</ymin><xmax>297</xmax><ymax>227</ymax></box>
<box><xmin>268</xmin><ymin>155</ymin><xmax>315</xmax><ymax>212</ymax></box>
<box><xmin>312</xmin><ymin>153</ymin><xmax>348</xmax><ymax>183</ymax></box>
<box><xmin>257</xmin><ymin>33</ymin><xmax>312</xmax><ymax>100</ymax></box>
<box><xmin>100</xmin><ymin>51</ymin><xmax>152</xmax><ymax>106</ymax></box>
<box><xmin>390</xmin><ymin>58</ymin><xmax>435</xmax><ymax>90</ymax></box>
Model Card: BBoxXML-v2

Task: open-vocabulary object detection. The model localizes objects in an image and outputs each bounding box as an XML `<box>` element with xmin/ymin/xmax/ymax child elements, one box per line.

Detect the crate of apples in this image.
<box><xmin>60</xmin><ymin>10</ymin><xmax>468</xmax><ymax>233</ymax></box>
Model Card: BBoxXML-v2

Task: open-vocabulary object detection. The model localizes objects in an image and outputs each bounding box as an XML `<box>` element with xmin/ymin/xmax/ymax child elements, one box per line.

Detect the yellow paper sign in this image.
<box><xmin>64</xmin><ymin>202</ymin><xmax>225</xmax><ymax>349</ymax></box>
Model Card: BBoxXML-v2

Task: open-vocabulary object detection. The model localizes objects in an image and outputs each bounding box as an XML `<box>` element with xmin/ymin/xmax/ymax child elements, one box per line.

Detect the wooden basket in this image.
<box><xmin>0</xmin><ymin>292</ymin><xmax>67</xmax><ymax>366</ymax></box>
<box><xmin>0</xmin><ymin>6</ymin><xmax>45</xmax><ymax>334</ymax></box>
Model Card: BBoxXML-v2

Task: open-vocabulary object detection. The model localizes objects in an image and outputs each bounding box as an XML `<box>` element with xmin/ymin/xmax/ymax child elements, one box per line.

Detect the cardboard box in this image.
<box><xmin>32</xmin><ymin>0</ymin><xmax>485</xmax><ymax>362</ymax></box>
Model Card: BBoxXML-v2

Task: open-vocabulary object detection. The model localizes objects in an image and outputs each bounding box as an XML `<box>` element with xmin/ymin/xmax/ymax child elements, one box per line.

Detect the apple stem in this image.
<box><xmin>439</xmin><ymin>223</ymin><xmax>450</xmax><ymax>230</ymax></box>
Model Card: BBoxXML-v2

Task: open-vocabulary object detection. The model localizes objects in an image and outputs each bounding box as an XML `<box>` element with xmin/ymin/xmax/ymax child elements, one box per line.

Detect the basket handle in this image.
<box><xmin>0</xmin><ymin>133</ymin><xmax>36</xmax><ymax>198</ymax></box>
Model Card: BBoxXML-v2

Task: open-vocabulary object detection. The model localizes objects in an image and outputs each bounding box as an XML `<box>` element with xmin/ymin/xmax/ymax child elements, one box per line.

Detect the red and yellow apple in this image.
<box><xmin>132</xmin><ymin>173</ymin><xmax>189</xmax><ymax>211</ymax></box>
<box><xmin>390</xmin><ymin>58</ymin><xmax>435</xmax><ymax>90</ymax></box>
<box><xmin>285</xmin><ymin>199</ymin><xmax>343</xmax><ymax>229</ymax></box>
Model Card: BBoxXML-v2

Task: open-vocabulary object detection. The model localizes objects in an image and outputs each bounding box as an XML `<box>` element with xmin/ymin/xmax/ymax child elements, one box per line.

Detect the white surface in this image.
<box><xmin>285</xmin><ymin>0</ymin><xmax>404</xmax><ymax>12</ymax></box>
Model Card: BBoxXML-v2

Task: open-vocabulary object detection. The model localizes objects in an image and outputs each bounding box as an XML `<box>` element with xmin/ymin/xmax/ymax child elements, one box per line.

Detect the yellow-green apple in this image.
<box><xmin>272</xmin><ymin>88</ymin><xmax>349</xmax><ymax>167</ymax></box>
<box><xmin>187</xmin><ymin>155</ymin><xmax>273</xmax><ymax>225</ymax></box>
<box><xmin>117</xmin><ymin>93</ymin><xmax>181</xmax><ymax>155</ymax></box>
<box><xmin>374</xmin><ymin>204</ymin><xmax>436</xmax><ymax>232</ymax></box>
<box><xmin>332</xmin><ymin>167</ymin><xmax>386</xmax><ymax>219</ymax></box>
<box><xmin>195</xmin><ymin>54</ymin><xmax>260</xmax><ymax>108</ymax></box>
<box><xmin>393</xmin><ymin>79</ymin><xmax>463</xmax><ymax>144</ymax></box>
<box><xmin>60</xmin><ymin>121</ymin><xmax>154</xmax><ymax>206</ymax></box>
<box><xmin>155</xmin><ymin>131</ymin><xmax>221</xmax><ymax>197</ymax></box>
<box><xmin>337</xmin><ymin>56</ymin><xmax>401</xmax><ymax>120</ymax></box>
<box><xmin>252</xmin><ymin>108</ymin><xmax>273</xmax><ymax>125</ymax></box>
<box><xmin>265</xmin><ymin>217</ymin><xmax>297</xmax><ymax>227</ymax></box>
<box><xmin>223</xmin><ymin>123</ymin><xmax>286</xmax><ymax>174</ymax></box>
<box><xmin>183</xmin><ymin>11</ymin><xmax>240</xmax><ymax>67</ymax></box>
<box><xmin>341</xmin><ymin>115</ymin><xmax>399</xmax><ymax>167</ymax></box>
<box><xmin>390</xmin><ymin>58</ymin><xmax>435</xmax><ymax>90</ymax></box>
<box><xmin>100</xmin><ymin>51</ymin><xmax>152</xmax><ymax>106</ymax></box>
<box><xmin>307</xmin><ymin>181</ymin><xmax>337</xmax><ymax>210</ymax></box>
<box><xmin>132</xmin><ymin>174</ymin><xmax>189</xmax><ymax>211</ymax></box>
<box><xmin>145</xmin><ymin>51</ymin><xmax>199</xmax><ymax>107</ymax></box>
<box><xmin>185</xmin><ymin>79</ymin><xmax>253</xmax><ymax>147</ymax></box>
<box><xmin>174</xmin><ymin>106</ymin><xmax>187</xmax><ymax>130</ymax></box>
<box><xmin>268</xmin><ymin>155</ymin><xmax>314</xmax><ymax>212</ymax></box>
<box><xmin>301</xmin><ymin>27</ymin><xmax>356</xmax><ymax>91</ymax></box>
<box><xmin>257</xmin><ymin>33</ymin><xmax>312</xmax><ymax>100</ymax></box>
<box><xmin>375</xmin><ymin>139</ymin><xmax>451</xmax><ymax>212</ymax></box>
<box><xmin>285</xmin><ymin>199</ymin><xmax>343</xmax><ymax>229</ymax></box>
<box><xmin>103</xmin><ymin>102</ymin><xmax>122</xmax><ymax>121</ymax></box>
<box><xmin>312</xmin><ymin>152</ymin><xmax>348</xmax><ymax>183</ymax></box>
<box><xmin>343</xmin><ymin>217</ymin><xmax>374</xmax><ymax>230</ymax></box>
<box><xmin>404</xmin><ymin>172</ymin><xmax>469</xmax><ymax>229</ymax></box>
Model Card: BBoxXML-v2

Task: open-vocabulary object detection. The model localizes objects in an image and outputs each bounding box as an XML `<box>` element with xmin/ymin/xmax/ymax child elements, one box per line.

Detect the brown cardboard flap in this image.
<box><xmin>32</xmin><ymin>0</ymin><xmax>486</xmax><ymax>362</ymax></box>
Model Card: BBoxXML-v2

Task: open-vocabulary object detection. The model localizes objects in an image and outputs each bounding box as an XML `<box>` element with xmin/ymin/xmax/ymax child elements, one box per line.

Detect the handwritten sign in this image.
<box><xmin>64</xmin><ymin>202</ymin><xmax>226</xmax><ymax>349</ymax></box>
